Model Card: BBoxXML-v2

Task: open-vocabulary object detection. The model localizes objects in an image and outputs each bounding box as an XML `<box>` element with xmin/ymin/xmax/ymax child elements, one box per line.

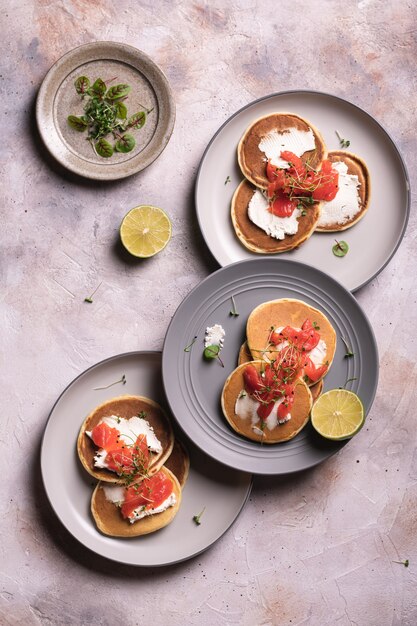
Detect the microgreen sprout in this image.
<box><xmin>84</xmin><ymin>282</ymin><xmax>102</xmax><ymax>303</ymax></box>
<box><xmin>224</xmin><ymin>175</ymin><xmax>231</xmax><ymax>185</ymax></box>
<box><xmin>392</xmin><ymin>559</ymin><xmax>409</xmax><ymax>567</ymax></box>
<box><xmin>184</xmin><ymin>336</ymin><xmax>198</xmax><ymax>352</ymax></box>
<box><xmin>203</xmin><ymin>344</ymin><xmax>224</xmax><ymax>367</ymax></box>
<box><xmin>230</xmin><ymin>295</ymin><xmax>239</xmax><ymax>317</ymax></box>
<box><xmin>339</xmin><ymin>377</ymin><xmax>358</xmax><ymax>389</ymax></box>
<box><xmin>332</xmin><ymin>240</ymin><xmax>349</xmax><ymax>257</ymax></box>
<box><xmin>193</xmin><ymin>507</ymin><xmax>206</xmax><ymax>525</ymax></box>
<box><xmin>68</xmin><ymin>76</ymin><xmax>150</xmax><ymax>158</ymax></box>
<box><xmin>335</xmin><ymin>130</ymin><xmax>351</xmax><ymax>149</ymax></box>
<box><xmin>93</xmin><ymin>374</ymin><xmax>126</xmax><ymax>390</ymax></box>
<box><xmin>341</xmin><ymin>336</ymin><xmax>354</xmax><ymax>358</ymax></box>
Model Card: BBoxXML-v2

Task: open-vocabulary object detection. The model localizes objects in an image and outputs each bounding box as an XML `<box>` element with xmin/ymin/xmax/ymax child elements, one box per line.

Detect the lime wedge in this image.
<box><xmin>120</xmin><ymin>205</ymin><xmax>172</xmax><ymax>258</ymax></box>
<box><xmin>311</xmin><ymin>389</ymin><xmax>364</xmax><ymax>440</ymax></box>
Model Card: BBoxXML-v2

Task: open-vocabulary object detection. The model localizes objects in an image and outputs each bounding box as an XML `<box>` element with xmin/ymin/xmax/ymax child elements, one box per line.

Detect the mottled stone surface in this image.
<box><xmin>1</xmin><ymin>1</ymin><xmax>417</xmax><ymax>624</ymax></box>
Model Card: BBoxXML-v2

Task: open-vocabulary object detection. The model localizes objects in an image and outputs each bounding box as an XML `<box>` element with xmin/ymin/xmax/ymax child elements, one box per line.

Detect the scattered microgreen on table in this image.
<box><xmin>84</xmin><ymin>282</ymin><xmax>102</xmax><ymax>303</ymax></box>
<box><xmin>393</xmin><ymin>559</ymin><xmax>409</xmax><ymax>568</ymax></box>
<box><xmin>224</xmin><ymin>175</ymin><xmax>231</xmax><ymax>185</ymax></box>
<box><xmin>68</xmin><ymin>76</ymin><xmax>150</xmax><ymax>158</ymax></box>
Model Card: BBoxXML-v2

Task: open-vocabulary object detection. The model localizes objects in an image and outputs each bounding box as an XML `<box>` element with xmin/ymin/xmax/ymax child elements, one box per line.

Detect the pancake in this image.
<box><xmin>246</xmin><ymin>298</ymin><xmax>337</xmax><ymax>384</ymax></box>
<box><xmin>91</xmin><ymin>466</ymin><xmax>182</xmax><ymax>538</ymax></box>
<box><xmin>77</xmin><ymin>395</ymin><xmax>174</xmax><ymax>484</ymax></box>
<box><xmin>316</xmin><ymin>150</ymin><xmax>370</xmax><ymax>232</ymax></box>
<box><xmin>231</xmin><ymin>180</ymin><xmax>321</xmax><ymax>254</ymax></box>
<box><xmin>237</xmin><ymin>113</ymin><xmax>327</xmax><ymax>189</ymax></box>
<box><xmin>221</xmin><ymin>361</ymin><xmax>312</xmax><ymax>443</ymax></box>
<box><xmin>238</xmin><ymin>340</ymin><xmax>323</xmax><ymax>401</ymax></box>
<box><xmin>164</xmin><ymin>439</ymin><xmax>190</xmax><ymax>488</ymax></box>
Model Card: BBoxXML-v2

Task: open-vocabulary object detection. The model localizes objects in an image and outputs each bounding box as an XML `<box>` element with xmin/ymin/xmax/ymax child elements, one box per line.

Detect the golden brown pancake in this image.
<box><xmin>164</xmin><ymin>439</ymin><xmax>190</xmax><ymax>488</ymax></box>
<box><xmin>91</xmin><ymin>467</ymin><xmax>181</xmax><ymax>538</ymax></box>
<box><xmin>246</xmin><ymin>299</ymin><xmax>337</xmax><ymax>384</ymax></box>
<box><xmin>237</xmin><ymin>113</ymin><xmax>327</xmax><ymax>189</ymax></box>
<box><xmin>316</xmin><ymin>151</ymin><xmax>371</xmax><ymax>232</ymax></box>
<box><xmin>231</xmin><ymin>179</ymin><xmax>321</xmax><ymax>254</ymax></box>
<box><xmin>221</xmin><ymin>361</ymin><xmax>312</xmax><ymax>443</ymax></box>
<box><xmin>238</xmin><ymin>340</ymin><xmax>323</xmax><ymax>400</ymax></box>
<box><xmin>77</xmin><ymin>395</ymin><xmax>174</xmax><ymax>484</ymax></box>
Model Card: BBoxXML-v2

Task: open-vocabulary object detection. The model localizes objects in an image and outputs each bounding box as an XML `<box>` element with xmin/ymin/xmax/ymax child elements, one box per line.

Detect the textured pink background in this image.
<box><xmin>1</xmin><ymin>1</ymin><xmax>416</xmax><ymax>624</ymax></box>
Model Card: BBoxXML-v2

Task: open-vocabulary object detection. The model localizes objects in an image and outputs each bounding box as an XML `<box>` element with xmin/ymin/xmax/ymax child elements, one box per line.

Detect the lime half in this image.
<box><xmin>311</xmin><ymin>389</ymin><xmax>364</xmax><ymax>440</ymax></box>
<box><xmin>120</xmin><ymin>205</ymin><xmax>172</xmax><ymax>258</ymax></box>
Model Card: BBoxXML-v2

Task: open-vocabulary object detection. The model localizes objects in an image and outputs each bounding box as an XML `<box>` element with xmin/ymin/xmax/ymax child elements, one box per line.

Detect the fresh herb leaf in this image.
<box><xmin>128</xmin><ymin>111</ymin><xmax>146</xmax><ymax>129</ymax></box>
<box><xmin>204</xmin><ymin>344</ymin><xmax>224</xmax><ymax>367</ymax></box>
<box><xmin>74</xmin><ymin>76</ymin><xmax>90</xmax><ymax>95</ymax></box>
<box><xmin>392</xmin><ymin>559</ymin><xmax>409</xmax><ymax>567</ymax></box>
<box><xmin>114</xmin><ymin>101</ymin><xmax>127</xmax><ymax>120</ymax></box>
<box><xmin>88</xmin><ymin>78</ymin><xmax>106</xmax><ymax>97</ymax></box>
<box><xmin>93</xmin><ymin>374</ymin><xmax>126</xmax><ymax>390</ymax></box>
<box><xmin>238</xmin><ymin>390</ymin><xmax>247</xmax><ymax>399</ymax></box>
<box><xmin>84</xmin><ymin>281</ymin><xmax>102</xmax><ymax>303</ymax></box>
<box><xmin>184</xmin><ymin>336</ymin><xmax>198</xmax><ymax>352</ymax></box>
<box><xmin>193</xmin><ymin>507</ymin><xmax>206</xmax><ymax>525</ymax></box>
<box><xmin>67</xmin><ymin>115</ymin><xmax>88</xmax><ymax>131</ymax></box>
<box><xmin>95</xmin><ymin>138</ymin><xmax>114</xmax><ymax>158</ymax></box>
<box><xmin>341</xmin><ymin>336</ymin><xmax>354</xmax><ymax>358</ymax></box>
<box><xmin>115</xmin><ymin>133</ymin><xmax>135</xmax><ymax>153</ymax></box>
<box><xmin>224</xmin><ymin>175</ymin><xmax>231</xmax><ymax>185</ymax></box>
<box><xmin>230</xmin><ymin>295</ymin><xmax>239</xmax><ymax>317</ymax></box>
<box><xmin>332</xmin><ymin>240</ymin><xmax>349</xmax><ymax>257</ymax></box>
<box><xmin>335</xmin><ymin>130</ymin><xmax>350</xmax><ymax>149</ymax></box>
<box><xmin>301</xmin><ymin>209</ymin><xmax>307</xmax><ymax>216</ymax></box>
<box><xmin>106</xmin><ymin>84</ymin><xmax>131</xmax><ymax>100</ymax></box>
<box><xmin>313</xmin><ymin>321</ymin><xmax>320</xmax><ymax>330</ymax></box>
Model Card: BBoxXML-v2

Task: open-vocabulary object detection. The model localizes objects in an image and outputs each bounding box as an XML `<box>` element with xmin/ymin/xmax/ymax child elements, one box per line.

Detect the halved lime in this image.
<box><xmin>311</xmin><ymin>389</ymin><xmax>364</xmax><ymax>440</ymax></box>
<box><xmin>120</xmin><ymin>205</ymin><xmax>172</xmax><ymax>258</ymax></box>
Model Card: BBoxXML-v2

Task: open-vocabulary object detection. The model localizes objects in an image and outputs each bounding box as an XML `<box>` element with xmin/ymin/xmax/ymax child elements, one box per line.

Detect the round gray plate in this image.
<box><xmin>195</xmin><ymin>90</ymin><xmax>410</xmax><ymax>292</ymax></box>
<box><xmin>41</xmin><ymin>352</ymin><xmax>251</xmax><ymax>566</ymax></box>
<box><xmin>162</xmin><ymin>258</ymin><xmax>379</xmax><ymax>475</ymax></box>
<box><xmin>36</xmin><ymin>42</ymin><xmax>175</xmax><ymax>180</ymax></box>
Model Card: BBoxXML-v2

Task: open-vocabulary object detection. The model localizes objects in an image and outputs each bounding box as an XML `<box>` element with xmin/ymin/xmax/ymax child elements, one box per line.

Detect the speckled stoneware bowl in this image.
<box><xmin>36</xmin><ymin>42</ymin><xmax>175</xmax><ymax>180</ymax></box>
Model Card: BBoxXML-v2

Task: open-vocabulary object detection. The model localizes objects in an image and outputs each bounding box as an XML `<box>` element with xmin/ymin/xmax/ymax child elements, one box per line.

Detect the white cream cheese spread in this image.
<box><xmin>86</xmin><ymin>415</ymin><xmax>162</xmax><ymax>470</ymax></box>
<box><xmin>258</xmin><ymin>127</ymin><xmax>316</xmax><ymax>168</ymax></box>
<box><xmin>234</xmin><ymin>390</ymin><xmax>291</xmax><ymax>433</ymax></box>
<box><xmin>247</xmin><ymin>189</ymin><xmax>301</xmax><ymax>240</ymax></box>
<box><xmin>102</xmin><ymin>484</ymin><xmax>177</xmax><ymax>524</ymax></box>
<box><xmin>317</xmin><ymin>161</ymin><xmax>361</xmax><ymax>227</ymax></box>
<box><xmin>204</xmin><ymin>324</ymin><xmax>225</xmax><ymax>348</ymax></box>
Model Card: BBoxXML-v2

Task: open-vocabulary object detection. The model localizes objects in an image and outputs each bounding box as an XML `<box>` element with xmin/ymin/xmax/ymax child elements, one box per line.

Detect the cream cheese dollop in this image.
<box><xmin>318</xmin><ymin>161</ymin><xmax>361</xmax><ymax>227</ymax></box>
<box><xmin>258</xmin><ymin>127</ymin><xmax>316</xmax><ymax>168</ymax></box>
<box><xmin>102</xmin><ymin>485</ymin><xmax>177</xmax><ymax>524</ymax></box>
<box><xmin>247</xmin><ymin>189</ymin><xmax>301</xmax><ymax>240</ymax></box>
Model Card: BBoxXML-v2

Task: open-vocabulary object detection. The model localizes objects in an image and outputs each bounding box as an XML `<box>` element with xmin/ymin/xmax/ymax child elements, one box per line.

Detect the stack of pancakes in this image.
<box><xmin>221</xmin><ymin>298</ymin><xmax>337</xmax><ymax>443</ymax></box>
<box><xmin>232</xmin><ymin>113</ymin><xmax>370</xmax><ymax>253</ymax></box>
<box><xmin>77</xmin><ymin>395</ymin><xmax>189</xmax><ymax>537</ymax></box>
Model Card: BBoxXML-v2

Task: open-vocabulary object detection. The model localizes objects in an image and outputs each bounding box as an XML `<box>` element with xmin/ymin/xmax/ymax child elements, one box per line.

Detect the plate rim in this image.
<box><xmin>36</xmin><ymin>41</ymin><xmax>176</xmax><ymax>181</ymax></box>
<box><xmin>40</xmin><ymin>350</ymin><xmax>252</xmax><ymax>567</ymax></box>
<box><xmin>162</xmin><ymin>257</ymin><xmax>379</xmax><ymax>474</ymax></box>
<box><xmin>194</xmin><ymin>89</ymin><xmax>410</xmax><ymax>292</ymax></box>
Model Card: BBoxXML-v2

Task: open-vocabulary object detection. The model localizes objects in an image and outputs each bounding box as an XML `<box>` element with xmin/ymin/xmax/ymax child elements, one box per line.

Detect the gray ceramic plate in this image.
<box><xmin>195</xmin><ymin>90</ymin><xmax>410</xmax><ymax>292</ymax></box>
<box><xmin>41</xmin><ymin>352</ymin><xmax>251</xmax><ymax>566</ymax></box>
<box><xmin>162</xmin><ymin>258</ymin><xmax>379</xmax><ymax>475</ymax></box>
<box><xmin>36</xmin><ymin>42</ymin><xmax>175</xmax><ymax>180</ymax></box>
